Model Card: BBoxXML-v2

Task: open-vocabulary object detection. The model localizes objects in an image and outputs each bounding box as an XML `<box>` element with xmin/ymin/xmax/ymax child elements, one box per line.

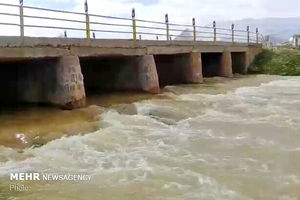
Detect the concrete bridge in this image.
<box><xmin>0</xmin><ymin>2</ymin><xmax>263</xmax><ymax>109</ymax></box>
<box><xmin>0</xmin><ymin>37</ymin><xmax>262</xmax><ymax>109</ymax></box>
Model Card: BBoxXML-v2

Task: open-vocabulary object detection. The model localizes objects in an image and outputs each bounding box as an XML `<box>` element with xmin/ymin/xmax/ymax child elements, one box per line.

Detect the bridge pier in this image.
<box><xmin>135</xmin><ymin>55</ymin><xmax>160</xmax><ymax>93</ymax></box>
<box><xmin>50</xmin><ymin>56</ymin><xmax>86</xmax><ymax>109</ymax></box>
<box><xmin>220</xmin><ymin>50</ymin><xmax>234</xmax><ymax>77</ymax></box>
<box><xmin>184</xmin><ymin>53</ymin><xmax>203</xmax><ymax>83</ymax></box>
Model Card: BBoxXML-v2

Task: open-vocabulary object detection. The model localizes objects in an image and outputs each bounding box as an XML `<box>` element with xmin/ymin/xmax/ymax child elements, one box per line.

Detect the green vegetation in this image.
<box><xmin>250</xmin><ymin>48</ymin><xmax>300</xmax><ymax>76</ymax></box>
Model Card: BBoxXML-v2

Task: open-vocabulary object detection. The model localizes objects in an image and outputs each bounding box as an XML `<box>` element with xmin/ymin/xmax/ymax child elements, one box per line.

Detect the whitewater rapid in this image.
<box><xmin>0</xmin><ymin>75</ymin><xmax>300</xmax><ymax>200</ymax></box>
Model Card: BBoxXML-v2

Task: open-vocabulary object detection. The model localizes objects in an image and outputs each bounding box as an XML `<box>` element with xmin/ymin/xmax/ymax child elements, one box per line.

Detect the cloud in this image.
<box><xmin>25</xmin><ymin>0</ymin><xmax>77</xmax><ymax>9</ymax></box>
<box><xmin>123</xmin><ymin>0</ymin><xmax>160</xmax><ymax>6</ymax></box>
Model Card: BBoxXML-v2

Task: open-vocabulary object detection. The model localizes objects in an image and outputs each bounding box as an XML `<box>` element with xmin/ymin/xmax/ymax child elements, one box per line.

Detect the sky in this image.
<box><xmin>0</xmin><ymin>0</ymin><xmax>300</xmax><ymax>38</ymax></box>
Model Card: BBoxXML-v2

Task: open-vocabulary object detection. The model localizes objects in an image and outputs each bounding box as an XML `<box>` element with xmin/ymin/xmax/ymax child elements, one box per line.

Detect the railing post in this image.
<box><xmin>213</xmin><ymin>21</ymin><xmax>216</xmax><ymax>42</ymax></box>
<box><xmin>84</xmin><ymin>0</ymin><xmax>90</xmax><ymax>39</ymax></box>
<box><xmin>231</xmin><ymin>24</ymin><xmax>234</xmax><ymax>44</ymax></box>
<box><xmin>19</xmin><ymin>0</ymin><xmax>24</xmax><ymax>38</ymax></box>
<box><xmin>247</xmin><ymin>26</ymin><xmax>250</xmax><ymax>44</ymax></box>
<box><xmin>192</xmin><ymin>18</ymin><xmax>196</xmax><ymax>41</ymax></box>
<box><xmin>132</xmin><ymin>8</ymin><xmax>137</xmax><ymax>41</ymax></box>
<box><xmin>256</xmin><ymin>28</ymin><xmax>259</xmax><ymax>44</ymax></box>
<box><xmin>165</xmin><ymin>14</ymin><xmax>169</xmax><ymax>41</ymax></box>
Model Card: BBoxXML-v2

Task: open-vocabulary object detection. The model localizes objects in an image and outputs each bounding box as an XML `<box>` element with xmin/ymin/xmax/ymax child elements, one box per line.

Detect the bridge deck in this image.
<box><xmin>0</xmin><ymin>36</ymin><xmax>261</xmax><ymax>60</ymax></box>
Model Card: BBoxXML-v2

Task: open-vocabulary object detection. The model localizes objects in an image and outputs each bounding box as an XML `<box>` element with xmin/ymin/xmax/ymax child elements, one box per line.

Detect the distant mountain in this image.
<box><xmin>216</xmin><ymin>17</ymin><xmax>300</xmax><ymax>44</ymax></box>
<box><xmin>174</xmin><ymin>28</ymin><xmax>233</xmax><ymax>42</ymax></box>
<box><xmin>174</xmin><ymin>28</ymin><xmax>193</xmax><ymax>41</ymax></box>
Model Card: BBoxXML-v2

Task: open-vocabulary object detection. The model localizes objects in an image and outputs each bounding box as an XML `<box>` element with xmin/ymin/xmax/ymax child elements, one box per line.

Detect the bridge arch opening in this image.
<box><xmin>0</xmin><ymin>56</ymin><xmax>86</xmax><ymax>109</ymax></box>
<box><xmin>154</xmin><ymin>53</ymin><xmax>202</xmax><ymax>87</ymax></box>
<box><xmin>201</xmin><ymin>53</ymin><xmax>223</xmax><ymax>77</ymax></box>
<box><xmin>79</xmin><ymin>55</ymin><xmax>160</xmax><ymax>96</ymax></box>
<box><xmin>0</xmin><ymin>58</ymin><xmax>58</xmax><ymax>107</ymax></box>
<box><xmin>231</xmin><ymin>52</ymin><xmax>247</xmax><ymax>74</ymax></box>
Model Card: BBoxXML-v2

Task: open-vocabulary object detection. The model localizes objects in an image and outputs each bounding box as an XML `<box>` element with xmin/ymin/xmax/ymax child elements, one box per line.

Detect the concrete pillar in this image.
<box><xmin>184</xmin><ymin>52</ymin><xmax>203</xmax><ymax>83</ymax></box>
<box><xmin>136</xmin><ymin>55</ymin><xmax>160</xmax><ymax>93</ymax></box>
<box><xmin>49</xmin><ymin>56</ymin><xmax>86</xmax><ymax>109</ymax></box>
<box><xmin>220</xmin><ymin>50</ymin><xmax>233</xmax><ymax>77</ymax></box>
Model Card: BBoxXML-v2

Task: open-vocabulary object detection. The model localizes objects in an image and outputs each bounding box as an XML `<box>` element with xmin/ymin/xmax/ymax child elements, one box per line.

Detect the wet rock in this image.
<box><xmin>110</xmin><ymin>104</ymin><xmax>138</xmax><ymax>115</ymax></box>
<box><xmin>27</xmin><ymin>136</ymin><xmax>51</xmax><ymax>148</ymax></box>
<box><xmin>79</xmin><ymin>105</ymin><xmax>106</xmax><ymax>120</ymax></box>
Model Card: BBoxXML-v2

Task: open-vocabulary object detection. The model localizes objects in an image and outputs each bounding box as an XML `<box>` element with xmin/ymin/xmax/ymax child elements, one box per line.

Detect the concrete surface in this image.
<box><xmin>0</xmin><ymin>36</ymin><xmax>263</xmax><ymax>109</ymax></box>
<box><xmin>0</xmin><ymin>36</ymin><xmax>262</xmax><ymax>59</ymax></box>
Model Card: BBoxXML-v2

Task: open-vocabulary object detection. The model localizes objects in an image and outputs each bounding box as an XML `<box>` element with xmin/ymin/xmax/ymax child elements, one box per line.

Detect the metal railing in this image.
<box><xmin>0</xmin><ymin>0</ymin><xmax>264</xmax><ymax>44</ymax></box>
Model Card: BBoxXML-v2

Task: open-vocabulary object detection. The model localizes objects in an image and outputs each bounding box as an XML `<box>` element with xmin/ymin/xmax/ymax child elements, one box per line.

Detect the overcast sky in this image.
<box><xmin>0</xmin><ymin>0</ymin><xmax>299</xmax><ymax>38</ymax></box>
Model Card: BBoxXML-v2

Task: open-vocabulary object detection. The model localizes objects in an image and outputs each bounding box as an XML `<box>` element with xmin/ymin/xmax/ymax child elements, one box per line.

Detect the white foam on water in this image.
<box><xmin>1</xmin><ymin>77</ymin><xmax>300</xmax><ymax>199</ymax></box>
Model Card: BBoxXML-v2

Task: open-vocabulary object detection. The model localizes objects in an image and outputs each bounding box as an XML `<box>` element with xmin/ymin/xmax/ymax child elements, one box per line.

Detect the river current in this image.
<box><xmin>0</xmin><ymin>75</ymin><xmax>299</xmax><ymax>200</ymax></box>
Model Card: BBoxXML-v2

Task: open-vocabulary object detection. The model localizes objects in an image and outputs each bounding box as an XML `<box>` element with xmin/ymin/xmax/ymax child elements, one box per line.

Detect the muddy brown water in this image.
<box><xmin>1</xmin><ymin>75</ymin><xmax>300</xmax><ymax>200</ymax></box>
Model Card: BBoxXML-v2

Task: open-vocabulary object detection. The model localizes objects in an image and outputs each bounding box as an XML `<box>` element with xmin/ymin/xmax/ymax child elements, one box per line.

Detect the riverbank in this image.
<box><xmin>250</xmin><ymin>48</ymin><xmax>300</xmax><ymax>76</ymax></box>
<box><xmin>0</xmin><ymin>75</ymin><xmax>280</xmax><ymax>149</ymax></box>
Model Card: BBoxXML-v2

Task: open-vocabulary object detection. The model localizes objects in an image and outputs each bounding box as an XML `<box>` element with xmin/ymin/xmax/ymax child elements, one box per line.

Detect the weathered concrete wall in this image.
<box><xmin>154</xmin><ymin>53</ymin><xmax>203</xmax><ymax>87</ymax></box>
<box><xmin>186</xmin><ymin>53</ymin><xmax>203</xmax><ymax>83</ymax></box>
<box><xmin>220</xmin><ymin>51</ymin><xmax>234</xmax><ymax>77</ymax></box>
<box><xmin>49</xmin><ymin>56</ymin><xmax>86</xmax><ymax>109</ymax></box>
<box><xmin>0</xmin><ymin>56</ymin><xmax>86</xmax><ymax>109</ymax></box>
<box><xmin>136</xmin><ymin>55</ymin><xmax>160</xmax><ymax>93</ymax></box>
<box><xmin>80</xmin><ymin>55</ymin><xmax>160</xmax><ymax>94</ymax></box>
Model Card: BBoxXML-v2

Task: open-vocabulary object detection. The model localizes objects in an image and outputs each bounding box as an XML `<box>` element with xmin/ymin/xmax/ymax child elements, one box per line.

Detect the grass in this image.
<box><xmin>250</xmin><ymin>48</ymin><xmax>300</xmax><ymax>76</ymax></box>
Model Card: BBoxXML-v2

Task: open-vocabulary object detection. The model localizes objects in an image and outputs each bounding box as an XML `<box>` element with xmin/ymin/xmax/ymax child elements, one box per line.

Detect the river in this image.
<box><xmin>0</xmin><ymin>75</ymin><xmax>300</xmax><ymax>200</ymax></box>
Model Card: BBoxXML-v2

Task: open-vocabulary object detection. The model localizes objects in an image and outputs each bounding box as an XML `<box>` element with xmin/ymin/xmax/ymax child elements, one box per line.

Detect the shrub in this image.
<box><xmin>250</xmin><ymin>48</ymin><xmax>300</xmax><ymax>76</ymax></box>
